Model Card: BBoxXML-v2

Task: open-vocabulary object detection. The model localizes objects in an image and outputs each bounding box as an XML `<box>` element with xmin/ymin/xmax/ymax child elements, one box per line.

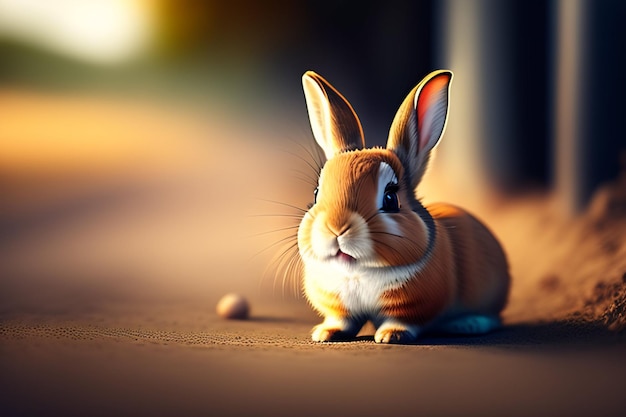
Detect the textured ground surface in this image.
<box><xmin>2</xmin><ymin>306</ymin><xmax>626</xmax><ymax>417</ymax></box>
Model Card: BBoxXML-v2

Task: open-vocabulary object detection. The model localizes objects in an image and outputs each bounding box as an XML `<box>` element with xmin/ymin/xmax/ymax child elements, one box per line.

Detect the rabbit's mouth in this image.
<box><xmin>334</xmin><ymin>249</ymin><xmax>357</xmax><ymax>264</ymax></box>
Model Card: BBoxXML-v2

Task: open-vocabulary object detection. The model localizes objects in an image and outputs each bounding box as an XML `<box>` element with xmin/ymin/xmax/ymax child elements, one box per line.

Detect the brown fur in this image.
<box><xmin>379</xmin><ymin>221</ymin><xmax>455</xmax><ymax>325</ymax></box>
<box><xmin>379</xmin><ymin>204</ymin><xmax>510</xmax><ymax>325</ymax></box>
<box><xmin>427</xmin><ymin>203</ymin><xmax>510</xmax><ymax>315</ymax></box>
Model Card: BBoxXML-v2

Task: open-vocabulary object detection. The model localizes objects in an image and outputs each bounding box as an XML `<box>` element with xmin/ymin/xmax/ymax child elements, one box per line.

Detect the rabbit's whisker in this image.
<box><xmin>279</xmin><ymin>148</ymin><xmax>321</xmax><ymax>179</ymax></box>
<box><xmin>251</xmin><ymin>234</ymin><xmax>299</xmax><ymax>260</ymax></box>
<box><xmin>370</xmin><ymin>230</ymin><xmax>422</xmax><ymax>248</ymax></box>
<box><xmin>247</xmin><ymin>225</ymin><xmax>300</xmax><ymax>238</ymax></box>
<box><xmin>248</xmin><ymin>213</ymin><xmax>304</xmax><ymax>220</ymax></box>
<box><xmin>370</xmin><ymin>238</ymin><xmax>401</xmax><ymax>264</ymax></box>
<box><xmin>255</xmin><ymin>198</ymin><xmax>308</xmax><ymax>214</ymax></box>
<box><xmin>289</xmin><ymin>135</ymin><xmax>325</xmax><ymax>172</ymax></box>
<box><xmin>261</xmin><ymin>239</ymin><xmax>301</xmax><ymax>297</ymax></box>
<box><xmin>289</xmin><ymin>169</ymin><xmax>319</xmax><ymax>187</ymax></box>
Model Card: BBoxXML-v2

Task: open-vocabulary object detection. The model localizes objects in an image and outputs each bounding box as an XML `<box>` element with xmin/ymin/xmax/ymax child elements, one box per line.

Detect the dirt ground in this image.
<box><xmin>1</xmin><ymin>90</ymin><xmax>625</xmax><ymax>417</ymax></box>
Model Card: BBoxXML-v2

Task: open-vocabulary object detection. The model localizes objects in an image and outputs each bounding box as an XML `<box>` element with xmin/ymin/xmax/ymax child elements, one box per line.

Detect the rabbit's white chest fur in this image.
<box><xmin>304</xmin><ymin>260</ymin><xmax>422</xmax><ymax>315</ymax></box>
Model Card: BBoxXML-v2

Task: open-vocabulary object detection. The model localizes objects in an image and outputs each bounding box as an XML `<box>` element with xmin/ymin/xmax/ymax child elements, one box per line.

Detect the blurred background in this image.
<box><xmin>1</xmin><ymin>0</ymin><xmax>625</xmax><ymax>318</ymax></box>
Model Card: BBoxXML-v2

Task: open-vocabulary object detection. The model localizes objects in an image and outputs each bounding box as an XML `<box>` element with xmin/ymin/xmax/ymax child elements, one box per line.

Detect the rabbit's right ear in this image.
<box><xmin>302</xmin><ymin>71</ymin><xmax>365</xmax><ymax>160</ymax></box>
<box><xmin>387</xmin><ymin>70</ymin><xmax>452</xmax><ymax>190</ymax></box>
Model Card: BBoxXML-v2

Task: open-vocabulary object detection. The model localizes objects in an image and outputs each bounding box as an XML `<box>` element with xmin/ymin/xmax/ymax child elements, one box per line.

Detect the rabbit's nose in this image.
<box><xmin>325</xmin><ymin>211</ymin><xmax>354</xmax><ymax>237</ymax></box>
<box><xmin>327</xmin><ymin>222</ymin><xmax>350</xmax><ymax>237</ymax></box>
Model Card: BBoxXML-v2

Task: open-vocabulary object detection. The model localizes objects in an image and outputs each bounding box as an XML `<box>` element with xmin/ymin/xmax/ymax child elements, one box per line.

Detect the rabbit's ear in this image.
<box><xmin>302</xmin><ymin>71</ymin><xmax>365</xmax><ymax>160</ymax></box>
<box><xmin>386</xmin><ymin>70</ymin><xmax>452</xmax><ymax>189</ymax></box>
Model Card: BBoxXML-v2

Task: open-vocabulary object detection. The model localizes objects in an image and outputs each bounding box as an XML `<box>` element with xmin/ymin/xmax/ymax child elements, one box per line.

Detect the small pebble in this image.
<box><xmin>216</xmin><ymin>293</ymin><xmax>250</xmax><ymax>320</ymax></box>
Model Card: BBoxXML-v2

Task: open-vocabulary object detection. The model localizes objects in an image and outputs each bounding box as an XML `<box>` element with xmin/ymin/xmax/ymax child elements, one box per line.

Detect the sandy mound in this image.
<box><xmin>496</xmin><ymin>166</ymin><xmax>626</xmax><ymax>329</ymax></box>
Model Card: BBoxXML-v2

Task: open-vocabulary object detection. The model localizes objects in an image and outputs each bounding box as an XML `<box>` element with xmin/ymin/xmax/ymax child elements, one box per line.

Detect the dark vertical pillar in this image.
<box><xmin>434</xmin><ymin>0</ymin><xmax>551</xmax><ymax>202</ymax></box>
<box><xmin>581</xmin><ymin>0</ymin><xmax>626</xmax><ymax>202</ymax></box>
<box><xmin>554</xmin><ymin>0</ymin><xmax>626</xmax><ymax>214</ymax></box>
<box><xmin>554</xmin><ymin>0</ymin><xmax>587</xmax><ymax>215</ymax></box>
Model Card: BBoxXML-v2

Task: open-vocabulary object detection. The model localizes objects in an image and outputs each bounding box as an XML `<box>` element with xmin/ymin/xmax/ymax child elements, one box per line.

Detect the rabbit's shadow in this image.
<box><xmin>351</xmin><ymin>320</ymin><xmax>625</xmax><ymax>348</ymax></box>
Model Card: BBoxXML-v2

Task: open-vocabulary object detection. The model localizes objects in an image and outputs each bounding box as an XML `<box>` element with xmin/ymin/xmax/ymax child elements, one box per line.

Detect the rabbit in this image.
<box><xmin>297</xmin><ymin>69</ymin><xmax>511</xmax><ymax>343</ymax></box>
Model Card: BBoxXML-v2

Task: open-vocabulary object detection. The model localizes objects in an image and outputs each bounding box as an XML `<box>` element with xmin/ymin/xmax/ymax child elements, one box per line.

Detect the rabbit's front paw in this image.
<box><xmin>374</xmin><ymin>321</ymin><xmax>420</xmax><ymax>344</ymax></box>
<box><xmin>311</xmin><ymin>317</ymin><xmax>362</xmax><ymax>342</ymax></box>
<box><xmin>311</xmin><ymin>325</ymin><xmax>349</xmax><ymax>342</ymax></box>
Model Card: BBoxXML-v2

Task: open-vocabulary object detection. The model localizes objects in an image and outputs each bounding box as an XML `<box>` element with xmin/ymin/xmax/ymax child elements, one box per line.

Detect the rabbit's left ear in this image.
<box><xmin>387</xmin><ymin>70</ymin><xmax>452</xmax><ymax>189</ymax></box>
<box><xmin>302</xmin><ymin>71</ymin><xmax>365</xmax><ymax>160</ymax></box>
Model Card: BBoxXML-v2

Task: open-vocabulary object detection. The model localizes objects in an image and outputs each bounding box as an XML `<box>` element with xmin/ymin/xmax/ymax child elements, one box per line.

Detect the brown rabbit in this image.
<box><xmin>297</xmin><ymin>70</ymin><xmax>510</xmax><ymax>343</ymax></box>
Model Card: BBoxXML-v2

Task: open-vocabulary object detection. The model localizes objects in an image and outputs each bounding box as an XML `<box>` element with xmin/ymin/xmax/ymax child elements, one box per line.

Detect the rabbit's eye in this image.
<box><xmin>381</xmin><ymin>184</ymin><xmax>400</xmax><ymax>212</ymax></box>
<box><xmin>307</xmin><ymin>188</ymin><xmax>319</xmax><ymax>210</ymax></box>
